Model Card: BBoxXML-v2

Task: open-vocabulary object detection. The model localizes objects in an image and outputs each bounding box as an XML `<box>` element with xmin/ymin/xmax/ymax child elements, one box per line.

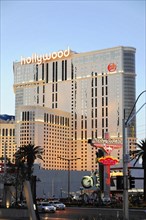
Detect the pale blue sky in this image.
<box><xmin>1</xmin><ymin>0</ymin><xmax>146</xmax><ymax>140</ymax></box>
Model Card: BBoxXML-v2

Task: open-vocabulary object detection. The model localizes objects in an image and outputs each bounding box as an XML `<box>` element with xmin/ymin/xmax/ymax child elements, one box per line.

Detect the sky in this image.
<box><xmin>1</xmin><ymin>0</ymin><xmax>146</xmax><ymax>141</ymax></box>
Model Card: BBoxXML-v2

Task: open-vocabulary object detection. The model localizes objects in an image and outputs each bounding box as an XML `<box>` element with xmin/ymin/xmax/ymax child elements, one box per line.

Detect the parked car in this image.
<box><xmin>37</xmin><ymin>202</ymin><xmax>56</xmax><ymax>213</ymax></box>
<box><xmin>49</xmin><ymin>201</ymin><xmax>66</xmax><ymax>210</ymax></box>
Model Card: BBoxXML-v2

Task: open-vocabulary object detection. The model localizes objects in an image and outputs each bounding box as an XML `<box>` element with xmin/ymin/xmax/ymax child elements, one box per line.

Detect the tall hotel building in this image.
<box><xmin>13</xmin><ymin>46</ymin><xmax>136</xmax><ymax>171</ymax></box>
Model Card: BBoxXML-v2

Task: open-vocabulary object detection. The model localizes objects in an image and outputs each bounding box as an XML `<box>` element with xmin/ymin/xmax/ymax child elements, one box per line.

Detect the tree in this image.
<box><xmin>14</xmin><ymin>144</ymin><xmax>44</xmax><ymax>180</ymax></box>
<box><xmin>130</xmin><ymin>139</ymin><xmax>146</xmax><ymax>201</ymax></box>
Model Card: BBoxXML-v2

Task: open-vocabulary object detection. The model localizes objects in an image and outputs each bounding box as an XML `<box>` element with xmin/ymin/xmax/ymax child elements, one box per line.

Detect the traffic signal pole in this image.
<box><xmin>122</xmin><ymin>118</ymin><xmax>129</xmax><ymax>220</ymax></box>
<box><xmin>122</xmin><ymin>90</ymin><xmax>146</xmax><ymax>220</ymax></box>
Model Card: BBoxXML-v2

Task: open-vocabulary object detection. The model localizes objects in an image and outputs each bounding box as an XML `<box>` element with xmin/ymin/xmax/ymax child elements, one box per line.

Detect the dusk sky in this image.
<box><xmin>1</xmin><ymin>0</ymin><xmax>146</xmax><ymax>140</ymax></box>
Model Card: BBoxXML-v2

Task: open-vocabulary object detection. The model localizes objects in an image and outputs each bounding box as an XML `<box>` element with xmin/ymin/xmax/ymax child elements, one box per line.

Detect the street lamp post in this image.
<box><xmin>58</xmin><ymin>157</ymin><xmax>80</xmax><ymax>200</ymax></box>
<box><xmin>123</xmin><ymin>90</ymin><xmax>146</xmax><ymax>220</ymax></box>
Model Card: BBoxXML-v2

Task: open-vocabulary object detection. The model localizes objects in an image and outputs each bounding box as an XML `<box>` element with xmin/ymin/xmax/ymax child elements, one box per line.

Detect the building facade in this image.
<box><xmin>0</xmin><ymin>115</ymin><xmax>16</xmax><ymax>163</ymax></box>
<box><xmin>13</xmin><ymin>46</ymin><xmax>136</xmax><ymax>171</ymax></box>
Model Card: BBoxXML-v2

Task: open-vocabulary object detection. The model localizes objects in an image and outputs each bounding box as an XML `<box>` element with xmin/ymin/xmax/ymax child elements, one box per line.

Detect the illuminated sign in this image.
<box><xmin>90</xmin><ymin>138</ymin><xmax>122</xmax><ymax>152</ymax></box>
<box><xmin>21</xmin><ymin>47</ymin><xmax>70</xmax><ymax>65</ymax></box>
<box><xmin>107</xmin><ymin>63</ymin><xmax>117</xmax><ymax>72</ymax></box>
<box><xmin>98</xmin><ymin>156</ymin><xmax>119</xmax><ymax>165</ymax></box>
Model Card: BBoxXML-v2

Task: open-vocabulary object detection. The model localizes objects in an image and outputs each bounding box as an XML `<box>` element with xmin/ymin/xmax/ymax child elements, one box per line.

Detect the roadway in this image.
<box><xmin>40</xmin><ymin>207</ymin><xmax>146</xmax><ymax>220</ymax></box>
<box><xmin>2</xmin><ymin>207</ymin><xmax>146</xmax><ymax>220</ymax></box>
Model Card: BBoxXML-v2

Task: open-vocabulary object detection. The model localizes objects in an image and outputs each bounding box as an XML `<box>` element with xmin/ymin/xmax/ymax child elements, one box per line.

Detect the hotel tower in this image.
<box><xmin>13</xmin><ymin>46</ymin><xmax>136</xmax><ymax>171</ymax></box>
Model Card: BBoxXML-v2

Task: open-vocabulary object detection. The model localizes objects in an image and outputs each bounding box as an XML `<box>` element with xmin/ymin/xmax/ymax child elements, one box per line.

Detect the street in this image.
<box><xmin>40</xmin><ymin>207</ymin><xmax>146</xmax><ymax>220</ymax></box>
<box><xmin>1</xmin><ymin>207</ymin><xmax>146</xmax><ymax>220</ymax></box>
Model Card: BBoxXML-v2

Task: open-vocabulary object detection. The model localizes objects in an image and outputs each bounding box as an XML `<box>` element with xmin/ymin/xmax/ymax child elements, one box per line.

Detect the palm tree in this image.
<box><xmin>130</xmin><ymin>139</ymin><xmax>146</xmax><ymax>201</ymax></box>
<box><xmin>14</xmin><ymin>144</ymin><xmax>44</xmax><ymax>180</ymax></box>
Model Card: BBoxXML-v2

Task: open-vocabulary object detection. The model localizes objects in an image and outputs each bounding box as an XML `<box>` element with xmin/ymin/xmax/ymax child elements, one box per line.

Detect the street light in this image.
<box><xmin>123</xmin><ymin>90</ymin><xmax>146</xmax><ymax>220</ymax></box>
<box><xmin>58</xmin><ymin>156</ymin><xmax>80</xmax><ymax>200</ymax></box>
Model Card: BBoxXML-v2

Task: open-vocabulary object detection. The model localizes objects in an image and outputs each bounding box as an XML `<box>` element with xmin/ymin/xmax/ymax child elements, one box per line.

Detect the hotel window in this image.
<box><xmin>106</xmin><ymin>108</ymin><xmax>108</xmax><ymax>116</ymax></box>
<box><xmin>52</xmin><ymin>62</ymin><xmax>56</xmax><ymax>82</ymax></box>
<box><xmin>43</xmin><ymin>95</ymin><xmax>45</xmax><ymax>103</ymax></box>
<box><xmin>92</xmin><ymin>99</ymin><xmax>94</xmax><ymax>107</ymax></box>
<box><xmin>95</xmin><ymin>109</ymin><xmax>97</xmax><ymax>117</ymax></box>
<box><xmin>102</xmin><ymin>129</ymin><xmax>104</xmax><ymax>138</ymax></box>
<box><xmin>52</xmin><ymin>94</ymin><xmax>54</xmax><ymax>102</ymax></box>
<box><xmin>91</xmin><ymin>79</ymin><xmax>93</xmax><ymax>87</ymax></box>
<box><xmin>102</xmin><ymin>87</ymin><xmax>104</xmax><ymax>96</ymax></box>
<box><xmin>46</xmin><ymin>63</ymin><xmax>49</xmax><ymax>83</ymax></box>
<box><xmin>65</xmin><ymin>60</ymin><xmax>67</xmax><ymax>80</ymax></box>
<box><xmin>62</xmin><ymin>60</ymin><xmax>64</xmax><ymax>81</ymax></box>
<box><xmin>95</xmin><ymin>88</ymin><xmax>97</xmax><ymax>96</ymax></box>
<box><xmin>71</xmin><ymin>63</ymin><xmax>74</xmax><ymax>79</ymax></box>
<box><xmin>92</xmin><ymin>88</ymin><xmax>94</xmax><ymax>97</ymax></box>
<box><xmin>10</xmin><ymin>129</ymin><xmax>12</xmax><ymax>136</ymax></box>
<box><xmin>56</xmin><ymin>62</ymin><xmax>58</xmax><ymax>82</ymax></box>
<box><xmin>102</xmin><ymin>118</ymin><xmax>104</xmax><ymax>127</ymax></box>
<box><xmin>43</xmin><ymin>85</ymin><xmax>45</xmax><ymax>93</ymax></box>
<box><xmin>95</xmin><ymin>78</ymin><xmax>97</xmax><ymax>86</ymax></box>
<box><xmin>91</xmin><ymin>109</ymin><xmax>94</xmax><ymax>118</ymax></box>
<box><xmin>75</xmin><ymin>131</ymin><xmax>77</xmax><ymax>140</ymax></box>
<box><xmin>36</xmin><ymin>65</ymin><xmax>38</xmax><ymax>81</ymax></box>
<box><xmin>75</xmin><ymin>121</ymin><xmax>77</xmax><ymax>129</ymax></box>
<box><xmin>105</xmin><ymin>76</ymin><xmax>108</xmax><ymax>85</ymax></box>
<box><xmin>55</xmin><ymin>93</ymin><xmax>57</xmax><ymax>102</ymax></box>
<box><xmin>37</xmin><ymin>96</ymin><xmax>39</xmax><ymax>104</ymax></box>
<box><xmin>42</xmin><ymin>63</ymin><xmax>44</xmax><ymax>80</ymax></box>
<box><xmin>102</xmin><ymin>97</ymin><xmax>104</xmax><ymax>106</ymax></box>
<box><xmin>106</xmin><ymin>97</ymin><xmax>108</xmax><ymax>106</ymax></box>
<box><xmin>95</xmin><ymin>98</ymin><xmax>97</xmax><ymax>107</ymax></box>
<box><xmin>102</xmin><ymin>108</ymin><xmax>104</xmax><ymax>117</ymax></box>
<box><xmin>102</xmin><ymin>76</ymin><xmax>104</xmax><ymax>85</ymax></box>
<box><xmin>6</xmin><ymin>129</ymin><xmax>8</xmax><ymax>136</ymax></box>
<box><xmin>52</xmin><ymin>84</ymin><xmax>54</xmax><ymax>92</ymax></box>
<box><xmin>81</xmin><ymin>120</ymin><xmax>83</xmax><ymax>129</ymax></box>
<box><xmin>106</xmin><ymin>87</ymin><xmax>108</xmax><ymax>95</ymax></box>
<box><xmin>106</xmin><ymin>118</ymin><xmax>108</xmax><ymax>127</ymax></box>
<box><xmin>92</xmin><ymin>120</ymin><xmax>94</xmax><ymax>128</ymax></box>
<box><xmin>95</xmin><ymin>119</ymin><xmax>97</xmax><ymax>128</ymax></box>
<box><xmin>85</xmin><ymin>120</ymin><xmax>87</xmax><ymax>129</ymax></box>
<box><xmin>81</xmin><ymin>131</ymin><xmax>83</xmax><ymax>139</ymax></box>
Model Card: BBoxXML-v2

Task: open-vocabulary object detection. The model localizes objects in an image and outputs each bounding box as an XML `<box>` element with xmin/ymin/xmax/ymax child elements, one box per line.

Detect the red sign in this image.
<box><xmin>98</xmin><ymin>156</ymin><xmax>119</xmax><ymax>166</ymax></box>
<box><xmin>107</xmin><ymin>63</ymin><xmax>117</xmax><ymax>72</ymax></box>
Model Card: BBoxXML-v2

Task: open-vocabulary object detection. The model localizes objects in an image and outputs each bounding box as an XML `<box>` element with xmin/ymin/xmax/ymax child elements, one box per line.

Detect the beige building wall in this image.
<box><xmin>0</xmin><ymin>119</ymin><xmax>16</xmax><ymax>162</ymax></box>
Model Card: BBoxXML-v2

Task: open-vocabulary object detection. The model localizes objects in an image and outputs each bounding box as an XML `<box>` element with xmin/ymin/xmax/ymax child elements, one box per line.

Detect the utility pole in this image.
<box><xmin>122</xmin><ymin>117</ymin><xmax>129</xmax><ymax>220</ymax></box>
<box><xmin>123</xmin><ymin>90</ymin><xmax>146</xmax><ymax>220</ymax></box>
<box><xmin>58</xmin><ymin>157</ymin><xmax>80</xmax><ymax>200</ymax></box>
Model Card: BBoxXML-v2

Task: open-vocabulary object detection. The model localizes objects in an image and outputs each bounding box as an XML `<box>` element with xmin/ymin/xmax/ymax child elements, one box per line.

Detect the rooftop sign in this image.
<box><xmin>21</xmin><ymin>47</ymin><xmax>70</xmax><ymax>65</ymax></box>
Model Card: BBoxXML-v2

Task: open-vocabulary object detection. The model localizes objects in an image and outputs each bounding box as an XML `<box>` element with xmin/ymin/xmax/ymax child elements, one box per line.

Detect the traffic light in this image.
<box><xmin>129</xmin><ymin>176</ymin><xmax>135</xmax><ymax>189</ymax></box>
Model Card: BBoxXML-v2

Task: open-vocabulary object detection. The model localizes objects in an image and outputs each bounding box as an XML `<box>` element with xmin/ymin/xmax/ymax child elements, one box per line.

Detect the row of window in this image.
<box><xmin>44</xmin><ymin>113</ymin><xmax>69</xmax><ymax>126</ymax></box>
<box><xmin>21</xmin><ymin>111</ymin><xmax>35</xmax><ymax>121</ymax></box>
<box><xmin>35</xmin><ymin>60</ymin><xmax>68</xmax><ymax>83</ymax></box>
<box><xmin>0</xmin><ymin>129</ymin><xmax>15</xmax><ymax>136</ymax></box>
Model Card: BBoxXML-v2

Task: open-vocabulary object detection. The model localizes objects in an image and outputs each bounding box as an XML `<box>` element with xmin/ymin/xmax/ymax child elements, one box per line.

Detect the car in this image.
<box><xmin>37</xmin><ymin>202</ymin><xmax>56</xmax><ymax>213</ymax></box>
<box><xmin>49</xmin><ymin>201</ymin><xmax>66</xmax><ymax>210</ymax></box>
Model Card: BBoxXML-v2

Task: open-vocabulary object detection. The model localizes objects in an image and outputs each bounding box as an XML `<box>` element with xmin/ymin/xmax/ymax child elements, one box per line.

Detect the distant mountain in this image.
<box><xmin>0</xmin><ymin>114</ymin><xmax>15</xmax><ymax>121</ymax></box>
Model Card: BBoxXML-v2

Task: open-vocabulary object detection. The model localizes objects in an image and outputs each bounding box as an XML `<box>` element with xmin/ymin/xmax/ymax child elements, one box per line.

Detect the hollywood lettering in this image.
<box><xmin>21</xmin><ymin>47</ymin><xmax>70</xmax><ymax>65</ymax></box>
